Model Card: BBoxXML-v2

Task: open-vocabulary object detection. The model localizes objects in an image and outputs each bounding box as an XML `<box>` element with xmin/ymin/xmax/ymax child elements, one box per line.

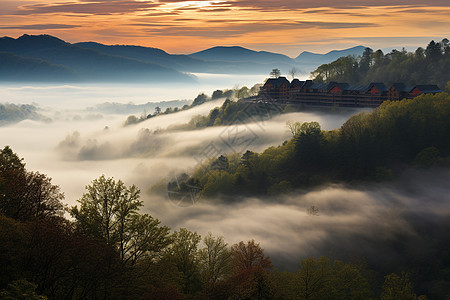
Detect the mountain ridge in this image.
<box><xmin>0</xmin><ymin>34</ymin><xmax>195</xmax><ymax>83</ymax></box>
<box><xmin>189</xmin><ymin>46</ymin><xmax>295</xmax><ymax>64</ymax></box>
<box><xmin>0</xmin><ymin>34</ymin><xmax>369</xmax><ymax>82</ymax></box>
<box><xmin>296</xmin><ymin>45</ymin><xmax>366</xmax><ymax>63</ymax></box>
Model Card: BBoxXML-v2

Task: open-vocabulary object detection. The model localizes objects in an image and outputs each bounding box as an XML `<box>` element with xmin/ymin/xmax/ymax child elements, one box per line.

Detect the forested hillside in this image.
<box><xmin>0</xmin><ymin>34</ymin><xmax>194</xmax><ymax>83</ymax></box>
<box><xmin>0</xmin><ymin>146</ymin><xmax>437</xmax><ymax>299</ymax></box>
<box><xmin>311</xmin><ymin>39</ymin><xmax>450</xmax><ymax>88</ymax></box>
<box><xmin>0</xmin><ymin>52</ymin><xmax>78</xmax><ymax>82</ymax></box>
<box><xmin>0</xmin><ymin>103</ymin><xmax>47</xmax><ymax>125</ymax></box>
<box><xmin>187</xmin><ymin>92</ymin><xmax>450</xmax><ymax>197</ymax></box>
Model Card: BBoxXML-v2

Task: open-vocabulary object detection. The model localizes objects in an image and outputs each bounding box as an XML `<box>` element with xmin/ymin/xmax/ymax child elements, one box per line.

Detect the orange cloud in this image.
<box><xmin>0</xmin><ymin>0</ymin><xmax>448</xmax><ymax>56</ymax></box>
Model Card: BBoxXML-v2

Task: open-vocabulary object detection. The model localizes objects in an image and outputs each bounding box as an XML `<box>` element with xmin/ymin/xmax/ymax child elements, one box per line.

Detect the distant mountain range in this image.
<box><xmin>295</xmin><ymin>46</ymin><xmax>366</xmax><ymax>66</ymax></box>
<box><xmin>0</xmin><ymin>34</ymin><xmax>193</xmax><ymax>83</ymax></box>
<box><xmin>190</xmin><ymin>46</ymin><xmax>294</xmax><ymax>63</ymax></box>
<box><xmin>0</xmin><ymin>34</ymin><xmax>366</xmax><ymax>83</ymax></box>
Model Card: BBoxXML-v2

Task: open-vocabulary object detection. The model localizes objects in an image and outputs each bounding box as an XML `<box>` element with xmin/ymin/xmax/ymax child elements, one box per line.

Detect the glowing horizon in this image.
<box><xmin>1</xmin><ymin>0</ymin><xmax>449</xmax><ymax>56</ymax></box>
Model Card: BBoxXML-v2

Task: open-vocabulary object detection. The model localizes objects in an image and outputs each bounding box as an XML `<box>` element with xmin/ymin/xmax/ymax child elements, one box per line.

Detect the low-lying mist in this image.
<box><xmin>0</xmin><ymin>75</ymin><xmax>266</xmax><ymax>109</ymax></box>
<box><xmin>2</xmin><ymin>82</ymin><xmax>448</xmax><ymax>273</ymax></box>
<box><xmin>144</xmin><ymin>168</ymin><xmax>450</xmax><ymax>271</ymax></box>
<box><xmin>0</xmin><ymin>83</ymin><xmax>361</xmax><ymax>204</ymax></box>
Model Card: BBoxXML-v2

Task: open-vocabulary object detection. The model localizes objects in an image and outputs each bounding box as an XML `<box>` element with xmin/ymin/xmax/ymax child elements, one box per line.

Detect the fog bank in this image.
<box><xmin>2</xmin><ymin>82</ymin><xmax>443</xmax><ymax>271</ymax></box>
<box><xmin>143</xmin><ymin>168</ymin><xmax>450</xmax><ymax>269</ymax></box>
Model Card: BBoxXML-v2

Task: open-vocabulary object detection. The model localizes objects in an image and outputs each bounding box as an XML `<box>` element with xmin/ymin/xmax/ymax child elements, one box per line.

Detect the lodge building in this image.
<box><xmin>260</xmin><ymin>77</ymin><xmax>442</xmax><ymax>107</ymax></box>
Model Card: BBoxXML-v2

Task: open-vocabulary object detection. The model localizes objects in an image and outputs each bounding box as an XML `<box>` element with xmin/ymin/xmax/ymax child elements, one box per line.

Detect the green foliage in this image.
<box><xmin>192</xmin><ymin>93</ymin><xmax>209</xmax><ymax>106</ymax></box>
<box><xmin>381</xmin><ymin>272</ymin><xmax>421</xmax><ymax>300</ymax></box>
<box><xmin>212</xmin><ymin>89</ymin><xmax>224</xmax><ymax>99</ymax></box>
<box><xmin>0</xmin><ymin>103</ymin><xmax>46</xmax><ymax>125</ymax></box>
<box><xmin>198</xmin><ymin>233</ymin><xmax>232</xmax><ymax>286</ymax></box>
<box><xmin>190</xmin><ymin>92</ymin><xmax>450</xmax><ymax>197</ymax></box>
<box><xmin>123</xmin><ymin>89</ymin><xmax>219</xmax><ymax>126</ymax></box>
<box><xmin>413</xmin><ymin>147</ymin><xmax>442</xmax><ymax>168</ymax></box>
<box><xmin>182</xmin><ymin>99</ymin><xmax>249</xmax><ymax>128</ymax></box>
<box><xmin>295</xmin><ymin>257</ymin><xmax>333</xmax><ymax>299</ymax></box>
<box><xmin>71</xmin><ymin>175</ymin><xmax>142</xmax><ymax>247</ymax></box>
<box><xmin>123</xmin><ymin>214</ymin><xmax>172</xmax><ymax>264</ymax></box>
<box><xmin>165</xmin><ymin>228</ymin><xmax>202</xmax><ymax>294</ymax></box>
<box><xmin>311</xmin><ymin>56</ymin><xmax>359</xmax><ymax>83</ymax></box>
<box><xmin>293</xmin><ymin>121</ymin><xmax>324</xmax><ymax>170</ymax></box>
<box><xmin>271</xmin><ymin>257</ymin><xmax>373</xmax><ymax>300</ymax></box>
<box><xmin>0</xmin><ymin>279</ymin><xmax>47</xmax><ymax>300</ymax></box>
<box><xmin>286</xmin><ymin>120</ymin><xmax>302</xmax><ymax>137</ymax></box>
<box><xmin>124</xmin><ymin>114</ymin><xmax>141</xmax><ymax>126</ymax></box>
<box><xmin>236</xmin><ymin>86</ymin><xmax>250</xmax><ymax>99</ymax></box>
<box><xmin>1</xmin><ymin>146</ymin><xmax>444</xmax><ymax>299</ymax></box>
<box><xmin>125</xmin><ymin>83</ymin><xmax>264</xmax><ymax>128</ymax></box>
<box><xmin>0</xmin><ymin>145</ymin><xmax>25</xmax><ymax>172</ymax></box>
<box><xmin>270</xmin><ymin>68</ymin><xmax>281</xmax><ymax>78</ymax></box>
<box><xmin>311</xmin><ymin>39</ymin><xmax>450</xmax><ymax>88</ymax></box>
<box><xmin>71</xmin><ymin>175</ymin><xmax>171</xmax><ymax>265</ymax></box>
<box><xmin>0</xmin><ymin>146</ymin><xmax>64</xmax><ymax>221</ymax></box>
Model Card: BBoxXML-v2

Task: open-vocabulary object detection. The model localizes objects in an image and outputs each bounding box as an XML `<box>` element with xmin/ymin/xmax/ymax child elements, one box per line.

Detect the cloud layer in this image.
<box><xmin>1</xmin><ymin>82</ymin><xmax>450</xmax><ymax>271</ymax></box>
<box><xmin>145</xmin><ymin>169</ymin><xmax>450</xmax><ymax>269</ymax></box>
<box><xmin>1</xmin><ymin>0</ymin><xmax>448</xmax><ymax>55</ymax></box>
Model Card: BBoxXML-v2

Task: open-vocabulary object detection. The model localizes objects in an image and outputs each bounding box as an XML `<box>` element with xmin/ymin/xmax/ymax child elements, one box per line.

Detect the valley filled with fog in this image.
<box><xmin>1</xmin><ymin>80</ymin><xmax>450</xmax><ymax>271</ymax></box>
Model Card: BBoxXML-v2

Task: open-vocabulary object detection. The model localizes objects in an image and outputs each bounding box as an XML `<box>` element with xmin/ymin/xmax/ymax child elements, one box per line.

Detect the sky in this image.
<box><xmin>0</xmin><ymin>0</ymin><xmax>449</xmax><ymax>57</ymax></box>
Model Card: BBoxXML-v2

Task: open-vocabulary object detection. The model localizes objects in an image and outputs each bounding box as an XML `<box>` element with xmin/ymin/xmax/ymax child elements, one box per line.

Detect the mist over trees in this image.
<box><xmin>311</xmin><ymin>39</ymin><xmax>450</xmax><ymax>88</ymax></box>
<box><xmin>0</xmin><ymin>103</ymin><xmax>47</xmax><ymax>125</ymax></box>
<box><xmin>190</xmin><ymin>92</ymin><xmax>450</xmax><ymax>197</ymax></box>
<box><xmin>0</xmin><ymin>144</ymin><xmax>441</xmax><ymax>299</ymax></box>
<box><xmin>125</xmin><ymin>85</ymin><xmax>263</xmax><ymax>128</ymax></box>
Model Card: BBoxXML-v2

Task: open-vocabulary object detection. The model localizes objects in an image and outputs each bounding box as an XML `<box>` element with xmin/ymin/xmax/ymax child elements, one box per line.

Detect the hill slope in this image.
<box><xmin>0</xmin><ymin>52</ymin><xmax>78</xmax><ymax>81</ymax></box>
<box><xmin>74</xmin><ymin>42</ymin><xmax>206</xmax><ymax>71</ymax></box>
<box><xmin>190</xmin><ymin>46</ymin><xmax>295</xmax><ymax>63</ymax></box>
<box><xmin>76</xmin><ymin>43</ymin><xmax>303</xmax><ymax>75</ymax></box>
<box><xmin>0</xmin><ymin>34</ymin><xmax>370</xmax><ymax>80</ymax></box>
<box><xmin>295</xmin><ymin>46</ymin><xmax>366</xmax><ymax>64</ymax></box>
<box><xmin>295</xmin><ymin>46</ymin><xmax>366</xmax><ymax>73</ymax></box>
<box><xmin>0</xmin><ymin>34</ymin><xmax>194</xmax><ymax>83</ymax></box>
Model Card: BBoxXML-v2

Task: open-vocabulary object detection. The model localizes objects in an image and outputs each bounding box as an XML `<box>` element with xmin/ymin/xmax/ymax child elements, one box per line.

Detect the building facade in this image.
<box><xmin>260</xmin><ymin>78</ymin><xmax>442</xmax><ymax>107</ymax></box>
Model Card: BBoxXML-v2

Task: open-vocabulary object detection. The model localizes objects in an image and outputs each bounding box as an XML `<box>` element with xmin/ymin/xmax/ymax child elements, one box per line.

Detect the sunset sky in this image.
<box><xmin>1</xmin><ymin>0</ymin><xmax>449</xmax><ymax>57</ymax></box>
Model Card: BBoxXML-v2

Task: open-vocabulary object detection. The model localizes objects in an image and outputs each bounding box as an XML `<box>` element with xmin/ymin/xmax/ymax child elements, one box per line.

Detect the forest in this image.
<box><xmin>2</xmin><ymin>43</ymin><xmax>450</xmax><ymax>298</ymax></box>
<box><xmin>310</xmin><ymin>39</ymin><xmax>450</xmax><ymax>88</ymax></box>
<box><xmin>0</xmin><ymin>144</ymin><xmax>438</xmax><ymax>299</ymax></box>
<box><xmin>181</xmin><ymin>92</ymin><xmax>450</xmax><ymax>198</ymax></box>
<box><xmin>0</xmin><ymin>103</ymin><xmax>47</xmax><ymax>125</ymax></box>
<box><xmin>123</xmin><ymin>85</ymin><xmax>261</xmax><ymax>127</ymax></box>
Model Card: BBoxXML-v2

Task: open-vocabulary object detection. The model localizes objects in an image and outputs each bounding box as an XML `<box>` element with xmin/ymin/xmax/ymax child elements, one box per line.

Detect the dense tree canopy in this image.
<box><xmin>124</xmin><ymin>85</ymin><xmax>260</xmax><ymax>127</ymax></box>
<box><xmin>198</xmin><ymin>233</ymin><xmax>232</xmax><ymax>286</ymax></box>
<box><xmin>3</xmin><ymin>81</ymin><xmax>450</xmax><ymax>300</ymax></box>
<box><xmin>0</xmin><ymin>146</ymin><xmax>64</xmax><ymax>221</ymax></box>
<box><xmin>190</xmin><ymin>92</ymin><xmax>450</xmax><ymax>197</ymax></box>
<box><xmin>231</xmin><ymin>240</ymin><xmax>273</xmax><ymax>272</ymax></box>
<box><xmin>0</xmin><ymin>136</ymin><xmax>445</xmax><ymax>299</ymax></box>
<box><xmin>70</xmin><ymin>175</ymin><xmax>171</xmax><ymax>265</ymax></box>
<box><xmin>0</xmin><ymin>103</ymin><xmax>46</xmax><ymax>125</ymax></box>
<box><xmin>311</xmin><ymin>39</ymin><xmax>450</xmax><ymax>88</ymax></box>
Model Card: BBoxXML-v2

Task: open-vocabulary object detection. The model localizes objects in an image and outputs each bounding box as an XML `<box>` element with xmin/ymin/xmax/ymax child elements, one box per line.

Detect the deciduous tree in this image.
<box><xmin>71</xmin><ymin>175</ymin><xmax>141</xmax><ymax>247</ymax></box>
<box><xmin>270</xmin><ymin>68</ymin><xmax>281</xmax><ymax>78</ymax></box>
<box><xmin>288</xmin><ymin>67</ymin><xmax>298</xmax><ymax>79</ymax></box>
<box><xmin>0</xmin><ymin>146</ymin><xmax>64</xmax><ymax>221</ymax></box>
<box><xmin>165</xmin><ymin>228</ymin><xmax>202</xmax><ymax>294</ymax></box>
<box><xmin>381</xmin><ymin>272</ymin><xmax>423</xmax><ymax>300</ymax></box>
<box><xmin>71</xmin><ymin>175</ymin><xmax>170</xmax><ymax>265</ymax></box>
<box><xmin>198</xmin><ymin>233</ymin><xmax>232</xmax><ymax>286</ymax></box>
<box><xmin>230</xmin><ymin>240</ymin><xmax>272</xmax><ymax>273</ymax></box>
